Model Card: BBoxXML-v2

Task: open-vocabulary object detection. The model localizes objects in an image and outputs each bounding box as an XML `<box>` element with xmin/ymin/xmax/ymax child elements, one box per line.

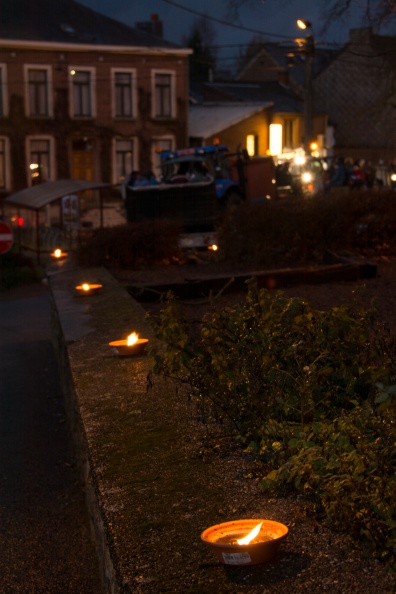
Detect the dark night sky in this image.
<box><xmin>78</xmin><ymin>0</ymin><xmax>396</xmax><ymax>70</ymax></box>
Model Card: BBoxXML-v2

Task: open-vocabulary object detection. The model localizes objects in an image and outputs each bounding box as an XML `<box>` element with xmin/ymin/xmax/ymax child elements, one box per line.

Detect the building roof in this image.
<box><xmin>0</xmin><ymin>0</ymin><xmax>183</xmax><ymax>50</ymax></box>
<box><xmin>345</xmin><ymin>27</ymin><xmax>396</xmax><ymax>72</ymax></box>
<box><xmin>202</xmin><ymin>81</ymin><xmax>302</xmax><ymax>113</ymax></box>
<box><xmin>236</xmin><ymin>40</ymin><xmax>338</xmax><ymax>88</ymax></box>
<box><xmin>189</xmin><ymin>102</ymin><xmax>273</xmax><ymax>139</ymax></box>
<box><xmin>5</xmin><ymin>179</ymin><xmax>112</xmax><ymax>210</ymax></box>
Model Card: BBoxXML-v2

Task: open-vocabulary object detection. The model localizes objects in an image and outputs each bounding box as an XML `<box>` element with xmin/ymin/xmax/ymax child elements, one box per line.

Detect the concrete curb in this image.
<box><xmin>49</xmin><ymin>265</ymin><xmax>154</xmax><ymax>593</ymax></box>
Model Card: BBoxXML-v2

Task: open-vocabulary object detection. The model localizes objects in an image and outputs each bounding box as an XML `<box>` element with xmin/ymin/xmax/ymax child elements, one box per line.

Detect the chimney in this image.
<box><xmin>150</xmin><ymin>14</ymin><xmax>163</xmax><ymax>37</ymax></box>
<box><xmin>349</xmin><ymin>27</ymin><xmax>372</xmax><ymax>45</ymax></box>
<box><xmin>135</xmin><ymin>14</ymin><xmax>163</xmax><ymax>38</ymax></box>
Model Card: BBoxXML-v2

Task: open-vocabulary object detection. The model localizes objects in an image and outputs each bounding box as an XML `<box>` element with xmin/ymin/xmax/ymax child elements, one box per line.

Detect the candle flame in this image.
<box><xmin>127</xmin><ymin>332</ymin><xmax>139</xmax><ymax>346</ymax></box>
<box><xmin>237</xmin><ymin>522</ymin><xmax>263</xmax><ymax>545</ymax></box>
<box><xmin>82</xmin><ymin>283</ymin><xmax>91</xmax><ymax>291</ymax></box>
<box><xmin>54</xmin><ymin>248</ymin><xmax>62</xmax><ymax>258</ymax></box>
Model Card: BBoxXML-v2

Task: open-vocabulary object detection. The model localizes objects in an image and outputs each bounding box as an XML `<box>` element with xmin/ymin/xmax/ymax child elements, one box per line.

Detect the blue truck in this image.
<box><xmin>158</xmin><ymin>144</ymin><xmax>245</xmax><ymax>208</ymax></box>
<box><xmin>125</xmin><ymin>144</ymin><xmax>276</xmax><ymax>232</ymax></box>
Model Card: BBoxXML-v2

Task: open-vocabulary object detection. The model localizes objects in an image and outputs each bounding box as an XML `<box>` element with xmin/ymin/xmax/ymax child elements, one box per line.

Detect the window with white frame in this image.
<box><xmin>24</xmin><ymin>65</ymin><xmax>52</xmax><ymax>117</ymax></box>
<box><xmin>114</xmin><ymin>138</ymin><xmax>136</xmax><ymax>184</ymax></box>
<box><xmin>0</xmin><ymin>64</ymin><xmax>8</xmax><ymax>117</ymax></box>
<box><xmin>151</xmin><ymin>137</ymin><xmax>174</xmax><ymax>180</ymax></box>
<box><xmin>69</xmin><ymin>68</ymin><xmax>95</xmax><ymax>117</ymax></box>
<box><xmin>112</xmin><ymin>69</ymin><xmax>136</xmax><ymax>118</ymax></box>
<box><xmin>152</xmin><ymin>71</ymin><xmax>175</xmax><ymax>118</ymax></box>
<box><xmin>0</xmin><ymin>137</ymin><xmax>9</xmax><ymax>189</ymax></box>
<box><xmin>27</xmin><ymin>137</ymin><xmax>54</xmax><ymax>185</ymax></box>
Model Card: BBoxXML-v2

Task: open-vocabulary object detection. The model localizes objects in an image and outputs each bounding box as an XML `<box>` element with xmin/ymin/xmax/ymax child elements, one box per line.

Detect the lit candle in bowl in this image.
<box><xmin>51</xmin><ymin>248</ymin><xmax>68</xmax><ymax>259</ymax></box>
<box><xmin>201</xmin><ymin>519</ymin><xmax>288</xmax><ymax>566</ymax></box>
<box><xmin>109</xmin><ymin>332</ymin><xmax>149</xmax><ymax>356</ymax></box>
<box><xmin>75</xmin><ymin>283</ymin><xmax>103</xmax><ymax>296</ymax></box>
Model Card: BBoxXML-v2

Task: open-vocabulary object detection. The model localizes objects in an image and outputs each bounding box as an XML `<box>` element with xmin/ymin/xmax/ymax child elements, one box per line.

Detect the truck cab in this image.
<box><xmin>159</xmin><ymin>144</ymin><xmax>243</xmax><ymax>209</ymax></box>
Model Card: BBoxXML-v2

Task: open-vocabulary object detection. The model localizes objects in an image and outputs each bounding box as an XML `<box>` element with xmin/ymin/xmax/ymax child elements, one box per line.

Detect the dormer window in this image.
<box><xmin>60</xmin><ymin>23</ymin><xmax>76</xmax><ymax>36</ymax></box>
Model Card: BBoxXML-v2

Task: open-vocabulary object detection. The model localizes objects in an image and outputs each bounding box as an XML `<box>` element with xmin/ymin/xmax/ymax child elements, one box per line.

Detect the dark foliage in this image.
<box><xmin>76</xmin><ymin>219</ymin><xmax>183</xmax><ymax>269</ymax></box>
<box><xmin>0</xmin><ymin>250</ymin><xmax>40</xmax><ymax>289</ymax></box>
<box><xmin>217</xmin><ymin>189</ymin><xmax>396</xmax><ymax>266</ymax></box>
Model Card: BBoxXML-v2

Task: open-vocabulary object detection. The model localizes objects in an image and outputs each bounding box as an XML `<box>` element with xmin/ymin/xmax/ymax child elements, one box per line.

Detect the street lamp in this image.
<box><xmin>296</xmin><ymin>19</ymin><xmax>315</xmax><ymax>154</ymax></box>
<box><xmin>297</xmin><ymin>19</ymin><xmax>312</xmax><ymax>30</ymax></box>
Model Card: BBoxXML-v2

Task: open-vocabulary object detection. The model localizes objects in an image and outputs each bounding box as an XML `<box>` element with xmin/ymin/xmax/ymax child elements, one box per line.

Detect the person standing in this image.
<box><xmin>349</xmin><ymin>161</ymin><xmax>366</xmax><ymax>189</ymax></box>
<box><xmin>325</xmin><ymin>156</ymin><xmax>349</xmax><ymax>191</ymax></box>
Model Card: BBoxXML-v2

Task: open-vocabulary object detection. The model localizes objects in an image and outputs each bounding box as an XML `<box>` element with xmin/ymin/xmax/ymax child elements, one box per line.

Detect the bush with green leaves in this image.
<box><xmin>260</xmin><ymin>404</ymin><xmax>396</xmax><ymax>566</ymax></box>
<box><xmin>149</xmin><ymin>281</ymin><xmax>396</xmax><ymax>566</ymax></box>
<box><xmin>150</xmin><ymin>281</ymin><xmax>392</xmax><ymax>434</ymax></box>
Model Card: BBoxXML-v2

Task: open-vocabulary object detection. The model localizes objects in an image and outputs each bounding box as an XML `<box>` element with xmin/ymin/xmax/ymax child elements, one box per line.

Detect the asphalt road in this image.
<box><xmin>0</xmin><ymin>282</ymin><xmax>103</xmax><ymax>593</ymax></box>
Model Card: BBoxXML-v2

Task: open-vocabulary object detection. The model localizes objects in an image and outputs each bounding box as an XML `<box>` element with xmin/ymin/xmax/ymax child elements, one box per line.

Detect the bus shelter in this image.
<box><xmin>2</xmin><ymin>179</ymin><xmax>119</xmax><ymax>263</ymax></box>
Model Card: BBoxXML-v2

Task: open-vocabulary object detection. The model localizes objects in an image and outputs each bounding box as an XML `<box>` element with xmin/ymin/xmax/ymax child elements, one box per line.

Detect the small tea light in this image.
<box><xmin>201</xmin><ymin>519</ymin><xmax>288</xmax><ymax>566</ymax></box>
<box><xmin>51</xmin><ymin>248</ymin><xmax>67</xmax><ymax>259</ymax></box>
<box><xmin>109</xmin><ymin>332</ymin><xmax>149</xmax><ymax>357</ymax></box>
<box><xmin>75</xmin><ymin>283</ymin><xmax>103</xmax><ymax>295</ymax></box>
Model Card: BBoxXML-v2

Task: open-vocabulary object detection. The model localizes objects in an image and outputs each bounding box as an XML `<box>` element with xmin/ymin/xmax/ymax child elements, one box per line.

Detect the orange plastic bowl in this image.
<box><xmin>201</xmin><ymin>519</ymin><xmax>288</xmax><ymax>566</ymax></box>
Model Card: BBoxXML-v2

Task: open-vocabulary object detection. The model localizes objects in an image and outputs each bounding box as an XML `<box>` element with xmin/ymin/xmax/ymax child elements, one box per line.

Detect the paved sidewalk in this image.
<box><xmin>0</xmin><ymin>282</ymin><xmax>102</xmax><ymax>593</ymax></box>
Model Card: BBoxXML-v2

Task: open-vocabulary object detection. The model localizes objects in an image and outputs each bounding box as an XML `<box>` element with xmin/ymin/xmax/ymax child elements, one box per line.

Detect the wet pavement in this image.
<box><xmin>0</xmin><ymin>282</ymin><xmax>103</xmax><ymax>593</ymax></box>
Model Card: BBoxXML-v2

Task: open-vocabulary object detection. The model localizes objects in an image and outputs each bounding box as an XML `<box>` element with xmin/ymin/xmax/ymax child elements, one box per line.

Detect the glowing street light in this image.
<box><xmin>297</xmin><ymin>19</ymin><xmax>312</xmax><ymax>30</ymax></box>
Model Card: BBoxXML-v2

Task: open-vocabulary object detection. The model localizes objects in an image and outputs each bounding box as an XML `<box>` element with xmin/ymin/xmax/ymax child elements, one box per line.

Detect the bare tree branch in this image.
<box><xmin>226</xmin><ymin>0</ymin><xmax>396</xmax><ymax>31</ymax></box>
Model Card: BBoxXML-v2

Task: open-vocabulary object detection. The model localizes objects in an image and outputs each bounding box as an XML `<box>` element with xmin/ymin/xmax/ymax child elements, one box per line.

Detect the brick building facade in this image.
<box><xmin>0</xmin><ymin>0</ymin><xmax>192</xmax><ymax>199</ymax></box>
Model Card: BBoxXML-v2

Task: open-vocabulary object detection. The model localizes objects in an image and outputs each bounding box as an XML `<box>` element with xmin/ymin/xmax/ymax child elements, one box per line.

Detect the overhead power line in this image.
<box><xmin>158</xmin><ymin>0</ymin><xmax>348</xmax><ymax>49</ymax></box>
<box><xmin>159</xmin><ymin>0</ymin><xmax>293</xmax><ymax>41</ymax></box>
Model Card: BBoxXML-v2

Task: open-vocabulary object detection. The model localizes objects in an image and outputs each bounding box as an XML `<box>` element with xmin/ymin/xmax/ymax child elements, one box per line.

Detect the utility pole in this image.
<box><xmin>303</xmin><ymin>35</ymin><xmax>314</xmax><ymax>154</ymax></box>
<box><xmin>296</xmin><ymin>21</ymin><xmax>315</xmax><ymax>155</ymax></box>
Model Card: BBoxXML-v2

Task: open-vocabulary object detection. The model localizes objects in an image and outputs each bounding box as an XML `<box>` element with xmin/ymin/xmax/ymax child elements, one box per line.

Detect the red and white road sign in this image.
<box><xmin>0</xmin><ymin>221</ymin><xmax>13</xmax><ymax>255</ymax></box>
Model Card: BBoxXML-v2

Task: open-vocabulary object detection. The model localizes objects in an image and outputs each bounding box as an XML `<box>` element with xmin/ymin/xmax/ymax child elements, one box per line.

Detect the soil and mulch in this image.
<box><xmin>111</xmin><ymin>249</ymin><xmax>396</xmax><ymax>333</ymax></box>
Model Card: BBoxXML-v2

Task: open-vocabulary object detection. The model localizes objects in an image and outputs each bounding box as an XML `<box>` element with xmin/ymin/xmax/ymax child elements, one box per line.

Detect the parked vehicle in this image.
<box><xmin>158</xmin><ymin>143</ymin><xmax>277</xmax><ymax>205</ymax></box>
<box><xmin>159</xmin><ymin>144</ymin><xmax>242</xmax><ymax>209</ymax></box>
<box><xmin>124</xmin><ymin>144</ymin><xmax>277</xmax><ymax>231</ymax></box>
<box><xmin>275</xmin><ymin>155</ymin><xmax>325</xmax><ymax>197</ymax></box>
